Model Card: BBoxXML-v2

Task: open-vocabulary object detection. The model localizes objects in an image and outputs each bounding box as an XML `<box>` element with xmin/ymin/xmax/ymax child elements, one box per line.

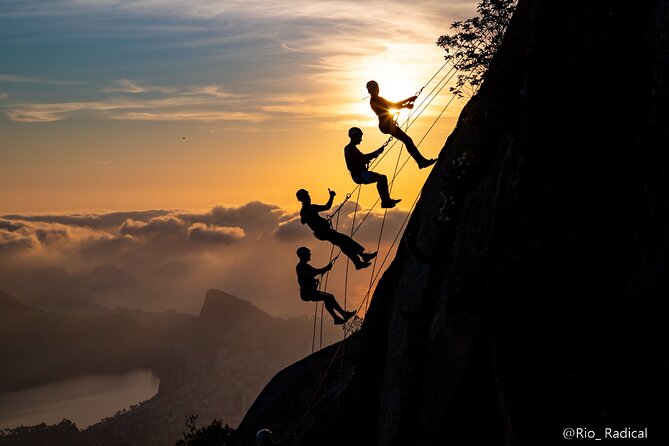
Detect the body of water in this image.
<box><xmin>0</xmin><ymin>369</ymin><xmax>159</xmax><ymax>430</ymax></box>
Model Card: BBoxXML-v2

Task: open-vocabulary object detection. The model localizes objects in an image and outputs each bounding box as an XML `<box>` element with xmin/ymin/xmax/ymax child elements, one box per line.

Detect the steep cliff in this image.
<box><xmin>235</xmin><ymin>1</ymin><xmax>669</xmax><ymax>444</ymax></box>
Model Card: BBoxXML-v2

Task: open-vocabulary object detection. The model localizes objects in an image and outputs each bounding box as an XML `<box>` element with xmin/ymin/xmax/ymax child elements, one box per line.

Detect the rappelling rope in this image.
<box><xmin>310</xmin><ymin>21</ymin><xmax>490</xmax><ymax>357</ymax></box>
<box><xmin>363</xmin><ymin>97</ymin><xmax>412</xmax><ymax>312</ymax></box>
<box><xmin>308</xmin><ymin>68</ymin><xmax>460</xmax><ymax>398</ymax></box>
<box><xmin>340</xmin><ymin>66</ymin><xmax>459</xmax><ymax>240</ymax></box>
<box><xmin>310</xmin><ymin>64</ymin><xmax>458</xmax><ymax>341</ymax></box>
<box><xmin>302</xmin><ymin>59</ymin><xmax>468</xmax><ymax>427</ymax></box>
<box><xmin>326</xmin><ymin>63</ymin><xmax>456</xmax><ymax>223</ymax></box>
<box><xmin>319</xmin><ymin>70</ymin><xmax>452</xmax><ymax>347</ymax></box>
<box><xmin>342</xmin><ymin>186</ymin><xmax>362</xmax><ymax>310</ymax></box>
<box><xmin>311</xmin><ymin>209</ymin><xmax>341</xmax><ymax>353</ymax></box>
<box><xmin>364</xmin><ymin>63</ymin><xmax>458</xmax><ymax>173</ymax></box>
<box><xmin>324</xmin><ymin>63</ymin><xmax>458</xmax><ymax>264</ymax></box>
<box><xmin>350</xmin><ymin>35</ymin><xmax>490</xmax><ymax>315</ymax></box>
<box><xmin>289</xmin><ymin>23</ymin><xmax>515</xmax><ymax>442</ymax></box>
<box><xmin>303</xmin><ymin>185</ymin><xmax>422</xmax><ymax>422</ymax></box>
<box><xmin>289</xmin><ymin>64</ymin><xmax>462</xmax><ymax>442</ymax></box>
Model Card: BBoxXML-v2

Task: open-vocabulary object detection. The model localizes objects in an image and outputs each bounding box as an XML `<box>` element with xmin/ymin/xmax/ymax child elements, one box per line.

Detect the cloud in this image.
<box><xmin>191</xmin><ymin>85</ymin><xmax>237</xmax><ymax>99</ymax></box>
<box><xmin>6</xmin><ymin>100</ymin><xmax>141</xmax><ymax>122</ymax></box>
<box><xmin>0</xmin><ymin>219</ymin><xmax>26</xmax><ymax>232</ymax></box>
<box><xmin>0</xmin><ymin>74</ymin><xmax>79</xmax><ymax>85</ymax></box>
<box><xmin>274</xmin><ymin>217</ymin><xmax>309</xmax><ymax>242</ymax></box>
<box><xmin>116</xmin><ymin>212</ymin><xmax>252</xmax><ymax>245</ymax></box>
<box><xmin>102</xmin><ymin>79</ymin><xmax>175</xmax><ymax>94</ymax></box>
<box><xmin>119</xmin><ymin>216</ymin><xmax>187</xmax><ymax>241</ymax></box>
<box><xmin>113</xmin><ymin>111</ymin><xmax>262</xmax><ymax>122</ymax></box>
<box><xmin>0</xmin><ymin>201</ymin><xmax>292</xmax><ymax>236</ymax></box>
<box><xmin>187</xmin><ymin>223</ymin><xmax>245</xmax><ymax>244</ymax></box>
<box><xmin>0</xmin><ymin>230</ymin><xmax>38</xmax><ymax>254</ymax></box>
<box><xmin>1</xmin><ymin>210</ymin><xmax>171</xmax><ymax>230</ymax></box>
<box><xmin>0</xmin><ymin>206</ymin><xmax>257</xmax><ymax>264</ymax></box>
<box><xmin>34</xmin><ymin>227</ymin><xmax>70</xmax><ymax>246</ymax></box>
<box><xmin>178</xmin><ymin>201</ymin><xmax>288</xmax><ymax>236</ymax></box>
<box><xmin>0</xmin><ymin>218</ymin><xmax>120</xmax><ymax>256</ymax></box>
<box><xmin>0</xmin><ymin>92</ymin><xmax>7</xmax><ymax>100</ymax></box>
<box><xmin>0</xmin><ymin>0</ymin><xmax>474</xmax><ymax>127</ymax></box>
<box><xmin>7</xmin><ymin>109</ymin><xmax>63</xmax><ymax>122</ymax></box>
<box><xmin>77</xmin><ymin>234</ymin><xmax>136</xmax><ymax>259</ymax></box>
<box><xmin>0</xmin><ymin>200</ymin><xmax>414</xmax><ymax>316</ymax></box>
<box><xmin>4</xmin><ymin>88</ymin><xmax>263</xmax><ymax>123</ymax></box>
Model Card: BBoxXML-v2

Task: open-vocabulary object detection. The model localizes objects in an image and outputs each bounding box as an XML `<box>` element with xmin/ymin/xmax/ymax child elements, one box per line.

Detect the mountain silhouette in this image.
<box><xmin>78</xmin><ymin>264</ymin><xmax>138</xmax><ymax>291</ymax></box>
<box><xmin>4</xmin><ymin>265</ymin><xmax>114</xmax><ymax>315</ymax></box>
<box><xmin>199</xmin><ymin>289</ymin><xmax>275</xmax><ymax>329</ymax></box>
<box><xmin>0</xmin><ymin>289</ymin><xmax>28</xmax><ymax>310</ymax></box>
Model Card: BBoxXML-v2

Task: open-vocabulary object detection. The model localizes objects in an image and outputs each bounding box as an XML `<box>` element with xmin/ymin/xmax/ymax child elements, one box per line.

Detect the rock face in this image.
<box><xmin>236</xmin><ymin>1</ymin><xmax>669</xmax><ymax>445</ymax></box>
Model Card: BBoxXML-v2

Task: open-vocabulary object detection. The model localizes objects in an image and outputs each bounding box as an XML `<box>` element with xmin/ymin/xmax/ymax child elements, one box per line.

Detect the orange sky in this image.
<box><xmin>0</xmin><ymin>1</ymin><xmax>475</xmax><ymax>214</ymax></box>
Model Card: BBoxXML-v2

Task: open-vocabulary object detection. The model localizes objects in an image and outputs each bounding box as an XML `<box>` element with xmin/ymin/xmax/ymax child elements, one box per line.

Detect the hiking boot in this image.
<box><xmin>418</xmin><ymin>158</ymin><xmax>437</xmax><ymax>169</ymax></box>
<box><xmin>333</xmin><ymin>316</ymin><xmax>346</xmax><ymax>325</ymax></box>
<box><xmin>361</xmin><ymin>251</ymin><xmax>377</xmax><ymax>262</ymax></box>
<box><xmin>342</xmin><ymin>310</ymin><xmax>356</xmax><ymax>321</ymax></box>
<box><xmin>381</xmin><ymin>198</ymin><xmax>401</xmax><ymax>209</ymax></box>
<box><xmin>355</xmin><ymin>261</ymin><xmax>372</xmax><ymax>270</ymax></box>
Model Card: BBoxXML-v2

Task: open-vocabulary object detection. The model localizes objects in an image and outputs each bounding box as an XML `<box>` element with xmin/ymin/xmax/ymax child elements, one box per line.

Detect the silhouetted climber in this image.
<box><xmin>296</xmin><ymin>247</ymin><xmax>356</xmax><ymax>325</ymax></box>
<box><xmin>296</xmin><ymin>188</ymin><xmax>376</xmax><ymax>269</ymax></box>
<box><xmin>345</xmin><ymin>127</ymin><xmax>401</xmax><ymax>209</ymax></box>
<box><xmin>366</xmin><ymin>80</ymin><xmax>437</xmax><ymax>169</ymax></box>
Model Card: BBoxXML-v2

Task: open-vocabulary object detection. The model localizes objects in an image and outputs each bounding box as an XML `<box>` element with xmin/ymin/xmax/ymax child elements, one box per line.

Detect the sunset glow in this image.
<box><xmin>0</xmin><ymin>0</ymin><xmax>478</xmax><ymax>319</ymax></box>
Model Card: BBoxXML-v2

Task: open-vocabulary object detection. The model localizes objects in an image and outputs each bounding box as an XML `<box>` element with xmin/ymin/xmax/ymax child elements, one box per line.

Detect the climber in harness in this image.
<box><xmin>296</xmin><ymin>188</ymin><xmax>376</xmax><ymax>270</ymax></box>
<box><xmin>344</xmin><ymin>127</ymin><xmax>401</xmax><ymax>209</ymax></box>
<box><xmin>296</xmin><ymin>247</ymin><xmax>356</xmax><ymax>325</ymax></box>
<box><xmin>366</xmin><ymin>80</ymin><xmax>437</xmax><ymax>169</ymax></box>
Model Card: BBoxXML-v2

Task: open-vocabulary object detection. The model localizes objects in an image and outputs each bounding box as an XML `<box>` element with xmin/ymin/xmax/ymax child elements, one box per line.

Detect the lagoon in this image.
<box><xmin>0</xmin><ymin>369</ymin><xmax>159</xmax><ymax>430</ymax></box>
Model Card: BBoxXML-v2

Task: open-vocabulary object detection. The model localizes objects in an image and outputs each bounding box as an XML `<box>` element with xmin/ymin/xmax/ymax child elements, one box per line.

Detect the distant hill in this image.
<box><xmin>0</xmin><ymin>289</ymin><xmax>28</xmax><ymax>310</ymax></box>
<box><xmin>0</xmin><ymin>264</ymin><xmax>140</xmax><ymax>316</ymax></box>
<box><xmin>199</xmin><ymin>289</ymin><xmax>276</xmax><ymax>328</ymax></box>
<box><xmin>2</xmin><ymin>288</ymin><xmax>342</xmax><ymax>445</ymax></box>
<box><xmin>0</xmin><ymin>289</ymin><xmax>166</xmax><ymax>392</ymax></box>
<box><xmin>78</xmin><ymin>265</ymin><xmax>138</xmax><ymax>292</ymax></box>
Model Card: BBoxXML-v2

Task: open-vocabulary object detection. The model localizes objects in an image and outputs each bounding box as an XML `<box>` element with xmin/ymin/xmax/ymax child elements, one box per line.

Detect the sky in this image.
<box><xmin>0</xmin><ymin>0</ymin><xmax>479</xmax><ymax>316</ymax></box>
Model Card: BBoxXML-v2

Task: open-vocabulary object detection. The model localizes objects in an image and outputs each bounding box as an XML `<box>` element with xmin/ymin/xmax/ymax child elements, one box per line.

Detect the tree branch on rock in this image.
<box><xmin>437</xmin><ymin>0</ymin><xmax>516</xmax><ymax>97</ymax></box>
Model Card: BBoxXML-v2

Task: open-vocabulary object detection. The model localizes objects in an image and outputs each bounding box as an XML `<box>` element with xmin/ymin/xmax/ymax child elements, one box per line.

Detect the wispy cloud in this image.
<box><xmin>190</xmin><ymin>85</ymin><xmax>237</xmax><ymax>99</ymax></box>
<box><xmin>113</xmin><ymin>111</ymin><xmax>263</xmax><ymax>122</ymax></box>
<box><xmin>0</xmin><ymin>74</ymin><xmax>79</xmax><ymax>85</ymax></box>
<box><xmin>5</xmin><ymin>88</ymin><xmax>263</xmax><ymax>123</ymax></box>
<box><xmin>1</xmin><ymin>0</ymin><xmax>474</xmax><ymax>124</ymax></box>
<box><xmin>0</xmin><ymin>92</ymin><xmax>8</xmax><ymax>100</ymax></box>
<box><xmin>7</xmin><ymin>100</ymin><xmax>131</xmax><ymax>122</ymax></box>
<box><xmin>102</xmin><ymin>79</ymin><xmax>175</xmax><ymax>94</ymax></box>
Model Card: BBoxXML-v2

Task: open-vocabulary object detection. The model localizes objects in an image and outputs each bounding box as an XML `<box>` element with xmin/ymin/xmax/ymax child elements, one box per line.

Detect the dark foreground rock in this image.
<box><xmin>234</xmin><ymin>333</ymin><xmax>360</xmax><ymax>445</ymax></box>
<box><xmin>235</xmin><ymin>1</ymin><xmax>669</xmax><ymax>445</ymax></box>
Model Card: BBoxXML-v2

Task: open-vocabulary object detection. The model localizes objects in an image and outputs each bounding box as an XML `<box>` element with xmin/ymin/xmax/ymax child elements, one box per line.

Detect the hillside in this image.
<box><xmin>0</xmin><ymin>289</ymin><xmax>165</xmax><ymax>392</ymax></box>
<box><xmin>1</xmin><ymin>289</ymin><xmax>341</xmax><ymax>445</ymax></box>
<box><xmin>234</xmin><ymin>1</ymin><xmax>669</xmax><ymax>445</ymax></box>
